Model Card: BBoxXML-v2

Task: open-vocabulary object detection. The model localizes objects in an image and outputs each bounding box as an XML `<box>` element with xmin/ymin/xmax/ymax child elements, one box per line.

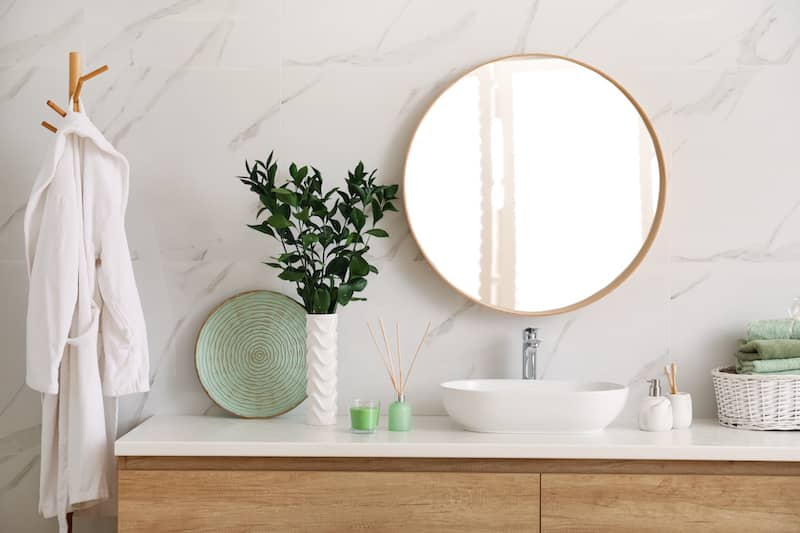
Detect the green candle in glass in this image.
<box><xmin>350</xmin><ymin>400</ymin><xmax>380</xmax><ymax>433</ymax></box>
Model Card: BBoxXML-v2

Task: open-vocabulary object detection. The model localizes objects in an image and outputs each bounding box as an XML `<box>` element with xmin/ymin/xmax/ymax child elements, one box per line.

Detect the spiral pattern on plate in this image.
<box><xmin>195</xmin><ymin>291</ymin><xmax>306</xmax><ymax>418</ymax></box>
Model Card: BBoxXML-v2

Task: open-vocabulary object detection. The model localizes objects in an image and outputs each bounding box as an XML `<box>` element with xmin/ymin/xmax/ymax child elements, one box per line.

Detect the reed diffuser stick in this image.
<box><xmin>402</xmin><ymin>321</ymin><xmax>431</xmax><ymax>394</ymax></box>
<box><xmin>367</xmin><ymin>320</ymin><xmax>432</xmax><ymax>399</ymax></box>
<box><xmin>378</xmin><ymin>319</ymin><xmax>397</xmax><ymax>387</ymax></box>
<box><xmin>396</xmin><ymin>323</ymin><xmax>403</xmax><ymax>394</ymax></box>
<box><xmin>367</xmin><ymin>322</ymin><xmax>398</xmax><ymax>393</ymax></box>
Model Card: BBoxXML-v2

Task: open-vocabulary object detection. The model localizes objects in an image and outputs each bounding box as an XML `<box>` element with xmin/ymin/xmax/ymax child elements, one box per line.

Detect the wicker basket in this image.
<box><xmin>712</xmin><ymin>366</ymin><xmax>800</xmax><ymax>430</ymax></box>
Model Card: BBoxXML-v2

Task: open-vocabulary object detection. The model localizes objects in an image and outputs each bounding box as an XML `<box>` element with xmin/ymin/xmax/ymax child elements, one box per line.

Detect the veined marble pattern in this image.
<box><xmin>1</xmin><ymin>0</ymin><xmax>799</xmax><ymax>530</ymax></box>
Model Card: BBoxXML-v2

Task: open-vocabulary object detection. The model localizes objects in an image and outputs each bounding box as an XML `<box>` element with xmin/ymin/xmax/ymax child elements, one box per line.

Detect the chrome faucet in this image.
<box><xmin>522</xmin><ymin>328</ymin><xmax>541</xmax><ymax>380</ymax></box>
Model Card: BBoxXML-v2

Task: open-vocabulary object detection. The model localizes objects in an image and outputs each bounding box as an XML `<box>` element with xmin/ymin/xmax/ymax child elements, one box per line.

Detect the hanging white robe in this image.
<box><xmin>24</xmin><ymin>102</ymin><xmax>149</xmax><ymax>532</ymax></box>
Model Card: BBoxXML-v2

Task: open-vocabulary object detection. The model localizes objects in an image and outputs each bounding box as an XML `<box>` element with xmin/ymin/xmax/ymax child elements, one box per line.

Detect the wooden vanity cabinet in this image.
<box><xmin>541</xmin><ymin>473</ymin><xmax>800</xmax><ymax>532</ymax></box>
<box><xmin>117</xmin><ymin>457</ymin><xmax>800</xmax><ymax>532</ymax></box>
<box><xmin>117</xmin><ymin>458</ymin><xmax>540</xmax><ymax>532</ymax></box>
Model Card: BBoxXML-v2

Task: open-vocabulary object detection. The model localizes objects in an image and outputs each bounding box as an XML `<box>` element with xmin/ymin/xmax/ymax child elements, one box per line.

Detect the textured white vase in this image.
<box><xmin>305</xmin><ymin>313</ymin><xmax>338</xmax><ymax>425</ymax></box>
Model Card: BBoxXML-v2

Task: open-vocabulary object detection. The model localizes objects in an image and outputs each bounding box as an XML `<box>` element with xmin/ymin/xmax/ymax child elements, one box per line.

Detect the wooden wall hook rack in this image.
<box><xmin>41</xmin><ymin>51</ymin><xmax>108</xmax><ymax>133</ymax></box>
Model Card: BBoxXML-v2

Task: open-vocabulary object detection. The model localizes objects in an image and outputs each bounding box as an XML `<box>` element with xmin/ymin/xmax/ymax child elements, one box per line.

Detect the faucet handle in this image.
<box><xmin>523</xmin><ymin>327</ymin><xmax>538</xmax><ymax>341</ymax></box>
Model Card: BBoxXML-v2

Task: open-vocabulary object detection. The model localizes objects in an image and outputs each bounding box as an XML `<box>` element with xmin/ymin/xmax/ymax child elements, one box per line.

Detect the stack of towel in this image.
<box><xmin>737</xmin><ymin>319</ymin><xmax>800</xmax><ymax>374</ymax></box>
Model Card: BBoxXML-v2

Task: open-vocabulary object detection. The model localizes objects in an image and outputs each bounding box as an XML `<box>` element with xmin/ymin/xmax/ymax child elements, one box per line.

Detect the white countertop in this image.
<box><xmin>115</xmin><ymin>415</ymin><xmax>800</xmax><ymax>461</ymax></box>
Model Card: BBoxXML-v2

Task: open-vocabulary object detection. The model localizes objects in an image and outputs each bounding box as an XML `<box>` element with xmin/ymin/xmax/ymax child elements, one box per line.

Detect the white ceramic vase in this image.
<box><xmin>305</xmin><ymin>313</ymin><xmax>338</xmax><ymax>425</ymax></box>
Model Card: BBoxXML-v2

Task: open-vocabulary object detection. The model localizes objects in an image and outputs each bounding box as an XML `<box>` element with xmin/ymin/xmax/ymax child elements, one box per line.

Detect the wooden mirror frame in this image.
<box><xmin>402</xmin><ymin>53</ymin><xmax>666</xmax><ymax>316</ymax></box>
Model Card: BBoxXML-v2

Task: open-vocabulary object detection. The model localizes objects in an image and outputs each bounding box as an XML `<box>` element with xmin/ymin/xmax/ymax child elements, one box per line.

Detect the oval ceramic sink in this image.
<box><xmin>441</xmin><ymin>379</ymin><xmax>628</xmax><ymax>433</ymax></box>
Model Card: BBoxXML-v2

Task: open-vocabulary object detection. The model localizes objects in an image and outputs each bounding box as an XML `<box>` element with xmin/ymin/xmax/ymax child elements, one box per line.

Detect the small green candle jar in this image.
<box><xmin>350</xmin><ymin>399</ymin><xmax>380</xmax><ymax>433</ymax></box>
<box><xmin>388</xmin><ymin>395</ymin><xmax>411</xmax><ymax>432</ymax></box>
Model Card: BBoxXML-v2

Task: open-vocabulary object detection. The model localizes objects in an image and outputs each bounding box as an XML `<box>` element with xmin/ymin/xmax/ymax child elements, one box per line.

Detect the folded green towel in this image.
<box><xmin>746</xmin><ymin>319</ymin><xmax>800</xmax><ymax>341</ymax></box>
<box><xmin>736</xmin><ymin>339</ymin><xmax>800</xmax><ymax>361</ymax></box>
<box><xmin>737</xmin><ymin>356</ymin><xmax>800</xmax><ymax>374</ymax></box>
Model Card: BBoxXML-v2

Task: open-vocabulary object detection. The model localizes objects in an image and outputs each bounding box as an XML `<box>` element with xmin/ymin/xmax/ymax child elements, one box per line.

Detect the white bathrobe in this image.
<box><xmin>24</xmin><ymin>103</ymin><xmax>149</xmax><ymax>532</ymax></box>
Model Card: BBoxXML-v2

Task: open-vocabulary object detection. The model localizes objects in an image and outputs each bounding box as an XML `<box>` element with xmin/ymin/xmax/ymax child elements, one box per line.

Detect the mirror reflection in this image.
<box><xmin>405</xmin><ymin>55</ymin><xmax>664</xmax><ymax>315</ymax></box>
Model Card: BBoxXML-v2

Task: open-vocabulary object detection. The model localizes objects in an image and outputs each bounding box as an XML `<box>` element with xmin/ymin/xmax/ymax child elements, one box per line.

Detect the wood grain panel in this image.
<box><xmin>120</xmin><ymin>456</ymin><xmax>800</xmax><ymax>476</ymax></box>
<box><xmin>118</xmin><ymin>470</ymin><xmax>540</xmax><ymax>532</ymax></box>
<box><xmin>541</xmin><ymin>473</ymin><xmax>800</xmax><ymax>532</ymax></box>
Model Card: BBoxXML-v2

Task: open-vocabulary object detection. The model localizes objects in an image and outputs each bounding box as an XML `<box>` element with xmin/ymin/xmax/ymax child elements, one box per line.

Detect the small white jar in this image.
<box><xmin>668</xmin><ymin>392</ymin><xmax>693</xmax><ymax>429</ymax></box>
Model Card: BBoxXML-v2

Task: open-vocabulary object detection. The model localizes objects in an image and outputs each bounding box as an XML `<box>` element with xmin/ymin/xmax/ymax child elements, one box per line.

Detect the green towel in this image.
<box><xmin>737</xmin><ymin>356</ymin><xmax>800</xmax><ymax>374</ymax></box>
<box><xmin>746</xmin><ymin>319</ymin><xmax>800</xmax><ymax>341</ymax></box>
<box><xmin>736</xmin><ymin>339</ymin><xmax>800</xmax><ymax>361</ymax></box>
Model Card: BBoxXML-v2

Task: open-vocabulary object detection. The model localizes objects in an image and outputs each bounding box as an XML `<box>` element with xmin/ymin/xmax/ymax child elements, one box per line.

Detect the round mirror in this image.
<box><xmin>404</xmin><ymin>54</ymin><xmax>665</xmax><ymax>315</ymax></box>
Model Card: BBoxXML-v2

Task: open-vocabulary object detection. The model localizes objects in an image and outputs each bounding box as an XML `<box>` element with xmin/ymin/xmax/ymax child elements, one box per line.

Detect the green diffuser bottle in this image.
<box><xmin>367</xmin><ymin>320</ymin><xmax>432</xmax><ymax>434</ymax></box>
<box><xmin>388</xmin><ymin>394</ymin><xmax>412</xmax><ymax>432</ymax></box>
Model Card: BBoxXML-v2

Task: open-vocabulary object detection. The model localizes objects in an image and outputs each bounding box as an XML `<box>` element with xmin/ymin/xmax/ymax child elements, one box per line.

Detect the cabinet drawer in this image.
<box><xmin>119</xmin><ymin>470</ymin><xmax>540</xmax><ymax>532</ymax></box>
<box><xmin>541</xmin><ymin>473</ymin><xmax>800</xmax><ymax>532</ymax></box>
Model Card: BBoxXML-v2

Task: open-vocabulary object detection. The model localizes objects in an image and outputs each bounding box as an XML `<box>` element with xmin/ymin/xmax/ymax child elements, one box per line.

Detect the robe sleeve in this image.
<box><xmin>96</xmin><ymin>209</ymin><xmax>150</xmax><ymax>396</ymax></box>
<box><xmin>26</xmin><ymin>192</ymin><xmax>79</xmax><ymax>394</ymax></box>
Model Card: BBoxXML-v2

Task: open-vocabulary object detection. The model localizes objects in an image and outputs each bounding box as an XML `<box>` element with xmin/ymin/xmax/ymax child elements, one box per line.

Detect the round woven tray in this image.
<box><xmin>712</xmin><ymin>366</ymin><xmax>800</xmax><ymax>430</ymax></box>
<box><xmin>196</xmin><ymin>290</ymin><xmax>306</xmax><ymax>418</ymax></box>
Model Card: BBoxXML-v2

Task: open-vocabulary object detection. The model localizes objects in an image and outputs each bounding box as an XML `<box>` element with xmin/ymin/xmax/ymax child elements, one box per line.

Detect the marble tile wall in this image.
<box><xmin>1</xmin><ymin>0</ymin><xmax>799</xmax><ymax>530</ymax></box>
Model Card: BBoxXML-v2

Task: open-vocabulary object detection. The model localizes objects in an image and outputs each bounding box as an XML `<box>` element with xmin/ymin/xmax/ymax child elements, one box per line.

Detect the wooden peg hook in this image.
<box><xmin>41</xmin><ymin>52</ymin><xmax>109</xmax><ymax>132</ymax></box>
<box><xmin>72</xmin><ymin>65</ymin><xmax>108</xmax><ymax>112</ymax></box>
<box><xmin>47</xmin><ymin>100</ymin><xmax>66</xmax><ymax>117</ymax></box>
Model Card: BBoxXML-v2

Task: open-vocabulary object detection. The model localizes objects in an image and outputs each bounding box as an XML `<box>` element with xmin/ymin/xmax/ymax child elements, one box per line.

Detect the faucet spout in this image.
<box><xmin>522</xmin><ymin>328</ymin><xmax>541</xmax><ymax>380</ymax></box>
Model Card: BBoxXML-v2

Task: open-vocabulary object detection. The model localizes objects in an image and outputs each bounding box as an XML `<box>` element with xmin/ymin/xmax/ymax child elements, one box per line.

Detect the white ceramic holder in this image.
<box><xmin>668</xmin><ymin>392</ymin><xmax>693</xmax><ymax>429</ymax></box>
<box><xmin>305</xmin><ymin>313</ymin><xmax>338</xmax><ymax>425</ymax></box>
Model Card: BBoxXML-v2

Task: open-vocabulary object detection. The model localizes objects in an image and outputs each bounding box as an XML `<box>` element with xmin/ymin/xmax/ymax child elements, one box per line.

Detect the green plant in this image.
<box><xmin>238</xmin><ymin>152</ymin><xmax>399</xmax><ymax>314</ymax></box>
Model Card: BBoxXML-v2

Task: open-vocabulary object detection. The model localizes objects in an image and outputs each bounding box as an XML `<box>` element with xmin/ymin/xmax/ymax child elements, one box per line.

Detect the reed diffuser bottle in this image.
<box><xmin>367</xmin><ymin>320</ymin><xmax>431</xmax><ymax>432</ymax></box>
<box><xmin>389</xmin><ymin>394</ymin><xmax>412</xmax><ymax>431</ymax></box>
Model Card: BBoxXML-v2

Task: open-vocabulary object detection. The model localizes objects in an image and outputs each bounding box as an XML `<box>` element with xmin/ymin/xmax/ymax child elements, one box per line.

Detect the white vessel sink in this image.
<box><xmin>441</xmin><ymin>379</ymin><xmax>628</xmax><ymax>433</ymax></box>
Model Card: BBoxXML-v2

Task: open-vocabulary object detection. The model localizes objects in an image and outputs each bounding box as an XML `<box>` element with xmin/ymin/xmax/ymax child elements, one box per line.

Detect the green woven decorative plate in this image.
<box><xmin>195</xmin><ymin>290</ymin><xmax>306</xmax><ymax>418</ymax></box>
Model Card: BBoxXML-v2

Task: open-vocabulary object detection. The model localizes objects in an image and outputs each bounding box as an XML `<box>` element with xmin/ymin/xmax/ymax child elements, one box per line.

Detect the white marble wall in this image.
<box><xmin>1</xmin><ymin>0</ymin><xmax>799</xmax><ymax>530</ymax></box>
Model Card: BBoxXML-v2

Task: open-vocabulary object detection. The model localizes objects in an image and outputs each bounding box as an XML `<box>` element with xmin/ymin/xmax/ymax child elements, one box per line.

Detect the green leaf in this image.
<box><xmin>260</xmin><ymin>193</ymin><xmax>276</xmax><ymax>211</ymax></box>
<box><xmin>325</xmin><ymin>256</ymin><xmax>349</xmax><ymax>278</ymax></box>
<box><xmin>277</xmin><ymin>227</ymin><xmax>296</xmax><ymax>245</ymax></box>
<box><xmin>301</xmin><ymin>233</ymin><xmax>319</xmax><ymax>247</ymax></box>
<box><xmin>366</xmin><ymin>228</ymin><xmax>389</xmax><ymax>238</ymax></box>
<box><xmin>273</xmin><ymin>188</ymin><xmax>299</xmax><ymax>207</ymax></box>
<box><xmin>319</xmin><ymin>227</ymin><xmax>335</xmax><ymax>247</ymax></box>
<box><xmin>263</xmin><ymin>262</ymin><xmax>281</xmax><ymax>268</ymax></box>
<box><xmin>247</xmin><ymin>222</ymin><xmax>275</xmax><ymax>236</ymax></box>
<box><xmin>348</xmin><ymin>183</ymin><xmax>366</xmax><ymax>203</ymax></box>
<box><xmin>384</xmin><ymin>184</ymin><xmax>399</xmax><ymax>199</ymax></box>
<box><xmin>368</xmin><ymin>264</ymin><xmax>379</xmax><ymax>274</ymax></box>
<box><xmin>338</xmin><ymin>203</ymin><xmax>352</xmax><ymax>218</ymax></box>
<box><xmin>344</xmin><ymin>232</ymin><xmax>359</xmax><ymax>245</ymax></box>
<box><xmin>337</xmin><ymin>283</ymin><xmax>353</xmax><ymax>306</ymax></box>
<box><xmin>313</xmin><ymin>288</ymin><xmax>331</xmax><ymax>313</ymax></box>
<box><xmin>278</xmin><ymin>252</ymin><xmax>301</xmax><ymax>263</ymax></box>
<box><xmin>266</xmin><ymin>214</ymin><xmax>292</xmax><ymax>229</ymax></box>
<box><xmin>349</xmin><ymin>255</ymin><xmax>369</xmax><ymax>277</ymax></box>
<box><xmin>278</xmin><ymin>269</ymin><xmax>305</xmax><ymax>282</ymax></box>
<box><xmin>336</xmin><ymin>190</ymin><xmax>351</xmax><ymax>204</ymax></box>
<box><xmin>383</xmin><ymin>201</ymin><xmax>398</xmax><ymax>212</ymax></box>
<box><xmin>350</xmin><ymin>277</ymin><xmax>367</xmax><ymax>292</ymax></box>
<box><xmin>297</xmin><ymin>166</ymin><xmax>309</xmax><ymax>180</ymax></box>
<box><xmin>350</xmin><ymin>208</ymin><xmax>366</xmax><ymax>230</ymax></box>
<box><xmin>371</xmin><ymin>199</ymin><xmax>383</xmax><ymax>223</ymax></box>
